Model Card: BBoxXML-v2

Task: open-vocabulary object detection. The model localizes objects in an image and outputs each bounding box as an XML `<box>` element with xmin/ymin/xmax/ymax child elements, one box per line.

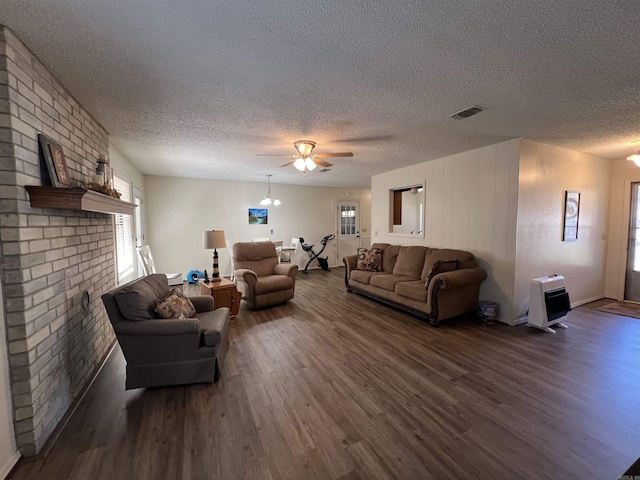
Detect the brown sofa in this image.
<box><xmin>101</xmin><ymin>274</ymin><xmax>230</xmax><ymax>389</ymax></box>
<box><xmin>233</xmin><ymin>241</ymin><xmax>298</xmax><ymax>308</ymax></box>
<box><xmin>343</xmin><ymin>243</ymin><xmax>487</xmax><ymax>326</ymax></box>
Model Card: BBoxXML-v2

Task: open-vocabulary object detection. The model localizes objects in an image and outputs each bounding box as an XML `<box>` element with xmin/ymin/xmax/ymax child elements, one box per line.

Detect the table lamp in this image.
<box><xmin>202</xmin><ymin>230</ymin><xmax>226</xmax><ymax>281</ymax></box>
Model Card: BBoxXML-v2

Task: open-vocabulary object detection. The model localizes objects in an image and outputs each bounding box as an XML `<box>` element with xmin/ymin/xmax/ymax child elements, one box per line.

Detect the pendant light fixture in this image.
<box><xmin>260</xmin><ymin>174</ymin><xmax>281</xmax><ymax>206</ymax></box>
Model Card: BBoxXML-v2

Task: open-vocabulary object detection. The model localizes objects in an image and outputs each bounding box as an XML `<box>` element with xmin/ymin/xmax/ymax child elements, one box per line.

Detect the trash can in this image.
<box><xmin>477</xmin><ymin>300</ymin><xmax>497</xmax><ymax>325</ymax></box>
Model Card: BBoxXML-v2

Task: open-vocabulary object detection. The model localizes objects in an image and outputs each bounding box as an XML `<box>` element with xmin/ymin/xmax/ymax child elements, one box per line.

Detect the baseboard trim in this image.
<box><xmin>571</xmin><ymin>294</ymin><xmax>606</xmax><ymax>308</ymax></box>
<box><xmin>0</xmin><ymin>450</ymin><xmax>20</xmax><ymax>480</ymax></box>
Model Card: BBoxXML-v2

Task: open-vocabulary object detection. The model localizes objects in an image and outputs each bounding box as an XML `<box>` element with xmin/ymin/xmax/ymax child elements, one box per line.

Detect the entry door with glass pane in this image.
<box><xmin>337</xmin><ymin>200</ymin><xmax>360</xmax><ymax>264</ymax></box>
<box><xmin>625</xmin><ymin>182</ymin><xmax>640</xmax><ymax>301</ymax></box>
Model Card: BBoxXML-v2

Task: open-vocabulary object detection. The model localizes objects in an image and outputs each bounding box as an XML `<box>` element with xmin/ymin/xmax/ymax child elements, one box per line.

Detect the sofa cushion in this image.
<box><xmin>382</xmin><ymin>245</ymin><xmax>401</xmax><ymax>273</ymax></box>
<box><xmin>395</xmin><ymin>280</ymin><xmax>428</xmax><ymax>302</ymax></box>
<box><xmin>254</xmin><ymin>275</ymin><xmax>294</xmax><ymax>295</ymax></box>
<box><xmin>350</xmin><ymin>269</ymin><xmax>385</xmax><ymax>285</ymax></box>
<box><xmin>196</xmin><ymin>308</ymin><xmax>230</xmax><ymax>346</ymax></box>
<box><xmin>422</xmin><ymin>249</ymin><xmax>477</xmax><ymax>281</ymax></box>
<box><xmin>154</xmin><ymin>289</ymin><xmax>196</xmax><ymax>319</ymax></box>
<box><xmin>356</xmin><ymin>247</ymin><xmax>383</xmax><ymax>271</ymax></box>
<box><xmin>114</xmin><ymin>274</ymin><xmax>170</xmax><ymax>321</ymax></box>
<box><xmin>424</xmin><ymin>260</ymin><xmax>458</xmax><ymax>287</ymax></box>
<box><xmin>370</xmin><ymin>274</ymin><xmax>416</xmax><ymax>291</ymax></box>
<box><xmin>393</xmin><ymin>246</ymin><xmax>427</xmax><ymax>278</ymax></box>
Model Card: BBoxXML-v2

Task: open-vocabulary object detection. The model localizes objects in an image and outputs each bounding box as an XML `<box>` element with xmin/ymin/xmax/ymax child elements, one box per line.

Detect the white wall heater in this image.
<box><xmin>527</xmin><ymin>275</ymin><xmax>571</xmax><ymax>333</ymax></box>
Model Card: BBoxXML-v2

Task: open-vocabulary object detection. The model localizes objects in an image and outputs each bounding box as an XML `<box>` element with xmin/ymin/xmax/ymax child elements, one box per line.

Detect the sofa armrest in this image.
<box><xmin>343</xmin><ymin>255</ymin><xmax>358</xmax><ymax>288</ymax></box>
<box><xmin>189</xmin><ymin>295</ymin><xmax>214</xmax><ymax>312</ymax></box>
<box><xmin>113</xmin><ymin>318</ymin><xmax>199</xmax><ymax>336</ymax></box>
<box><xmin>274</xmin><ymin>263</ymin><xmax>298</xmax><ymax>278</ymax></box>
<box><xmin>235</xmin><ymin>268</ymin><xmax>258</xmax><ymax>286</ymax></box>
<box><xmin>435</xmin><ymin>267</ymin><xmax>487</xmax><ymax>289</ymax></box>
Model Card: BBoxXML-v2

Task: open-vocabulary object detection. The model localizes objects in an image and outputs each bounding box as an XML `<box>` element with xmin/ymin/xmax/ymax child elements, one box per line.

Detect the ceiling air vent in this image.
<box><xmin>450</xmin><ymin>105</ymin><xmax>483</xmax><ymax>120</ymax></box>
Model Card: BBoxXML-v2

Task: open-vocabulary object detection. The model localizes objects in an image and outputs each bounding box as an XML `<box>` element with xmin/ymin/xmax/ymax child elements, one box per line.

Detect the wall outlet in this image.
<box><xmin>270</xmin><ymin>229</ymin><xmax>274</xmax><ymax>234</ymax></box>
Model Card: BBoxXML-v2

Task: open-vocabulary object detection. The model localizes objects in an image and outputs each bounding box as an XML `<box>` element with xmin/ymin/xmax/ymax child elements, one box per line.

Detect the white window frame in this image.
<box><xmin>113</xmin><ymin>174</ymin><xmax>135</xmax><ymax>283</ymax></box>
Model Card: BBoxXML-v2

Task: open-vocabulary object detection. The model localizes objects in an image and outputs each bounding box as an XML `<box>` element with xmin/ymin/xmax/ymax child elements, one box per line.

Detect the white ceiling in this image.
<box><xmin>1</xmin><ymin>1</ymin><xmax>639</xmax><ymax>189</ymax></box>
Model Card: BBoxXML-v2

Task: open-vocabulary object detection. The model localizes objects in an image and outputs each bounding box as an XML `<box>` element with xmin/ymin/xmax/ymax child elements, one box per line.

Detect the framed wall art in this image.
<box><xmin>38</xmin><ymin>133</ymin><xmax>71</xmax><ymax>187</ymax></box>
<box><xmin>563</xmin><ymin>190</ymin><xmax>580</xmax><ymax>241</ymax></box>
<box><xmin>248</xmin><ymin>208</ymin><xmax>268</xmax><ymax>225</ymax></box>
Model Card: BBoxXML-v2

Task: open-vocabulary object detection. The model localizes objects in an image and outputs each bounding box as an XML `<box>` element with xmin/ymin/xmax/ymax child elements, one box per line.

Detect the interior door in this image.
<box><xmin>625</xmin><ymin>182</ymin><xmax>640</xmax><ymax>302</ymax></box>
<box><xmin>337</xmin><ymin>200</ymin><xmax>360</xmax><ymax>264</ymax></box>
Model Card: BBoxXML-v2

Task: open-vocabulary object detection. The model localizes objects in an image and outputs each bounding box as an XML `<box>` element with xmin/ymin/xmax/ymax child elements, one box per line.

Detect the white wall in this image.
<box><xmin>514</xmin><ymin>141</ymin><xmax>611</xmax><ymax>320</ymax></box>
<box><xmin>604</xmin><ymin>157</ymin><xmax>640</xmax><ymax>299</ymax></box>
<box><xmin>109</xmin><ymin>144</ymin><xmax>146</xmax><ymax>191</ymax></box>
<box><xmin>144</xmin><ymin>176</ymin><xmax>370</xmax><ymax>277</ymax></box>
<box><xmin>0</xmin><ymin>279</ymin><xmax>19</xmax><ymax>479</ymax></box>
<box><xmin>371</xmin><ymin>139</ymin><xmax>520</xmax><ymax>322</ymax></box>
<box><xmin>359</xmin><ymin>189</ymin><xmax>372</xmax><ymax>246</ymax></box>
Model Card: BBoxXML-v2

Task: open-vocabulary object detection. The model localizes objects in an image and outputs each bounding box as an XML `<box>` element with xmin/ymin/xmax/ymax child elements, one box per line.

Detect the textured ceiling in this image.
<box><xmin>1</xmin><ymin>1</ymin><xmax>639</xmax><ymax>189</ymax></box>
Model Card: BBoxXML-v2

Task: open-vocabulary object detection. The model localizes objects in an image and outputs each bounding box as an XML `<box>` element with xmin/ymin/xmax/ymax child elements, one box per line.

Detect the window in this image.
<box><xmin>113</xmin><ymin>174</ymin><xmax>134</xmax><ymax>281</ymax></box>
<box><xmin>340</xmin><ymin>205</ymin><xmax>357</xmax><ymax>235</ymax></box>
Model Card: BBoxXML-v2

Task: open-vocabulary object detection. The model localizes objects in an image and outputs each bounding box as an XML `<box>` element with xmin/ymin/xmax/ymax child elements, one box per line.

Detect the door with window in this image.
<box><xmin>626</xmin><ymin>182</ymin><xmax>640</xmax><ymax>302</ymax></box>
<box><xmin>337</xmin><ymin>200</ymin><xmax>360</xmax><ymax>264</ymax></box>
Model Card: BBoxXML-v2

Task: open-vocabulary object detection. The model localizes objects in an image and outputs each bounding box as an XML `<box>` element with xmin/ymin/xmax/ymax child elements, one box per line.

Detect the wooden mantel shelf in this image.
<box><xmin>25</xmin><ymin>186</ymin><xmax>137</xmax><ymax>215</ymax></box>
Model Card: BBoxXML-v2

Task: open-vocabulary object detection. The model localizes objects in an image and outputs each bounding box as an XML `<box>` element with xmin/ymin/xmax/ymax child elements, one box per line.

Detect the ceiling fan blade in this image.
<box><xmin>279</xmin><ymin>159</ymin><xmax>297</xmax><ymax>167</ymax></box>
<box><xmin>314</xmin><ymin>159</ymin><xmax>333</xmax><ymax>168</ymax></box>
<box><xmin>257</xmin><ymin>154</ymin><xmax>297</xmax><ymax>157</ymax></box>
<box><xmin>316</xmin><ymin>152</ymin><xmax>353</xmax><ymax>158</ymax></box>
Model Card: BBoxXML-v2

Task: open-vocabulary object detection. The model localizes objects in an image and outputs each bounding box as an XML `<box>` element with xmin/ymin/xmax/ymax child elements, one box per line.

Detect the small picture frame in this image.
<box><xmin>38</xmin><ymin>134</ymin><xmax>71</xmax><ymax>187</ymax></box>
<box><xmin>563</xmin><ymin>190</ymin><xmax>580</xmax><ymax>241</ymax></box>
<box><xmin>248</xmin><ymin>208</ymin><xmax>268</xmax><ymax>225</ymax></box>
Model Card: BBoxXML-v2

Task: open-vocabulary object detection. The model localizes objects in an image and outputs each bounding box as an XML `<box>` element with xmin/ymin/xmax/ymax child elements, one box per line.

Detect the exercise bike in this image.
<box><xmin>299</xmin><ymin>234</ymin><xmax>335</xmax><ymax>274</ymax></box>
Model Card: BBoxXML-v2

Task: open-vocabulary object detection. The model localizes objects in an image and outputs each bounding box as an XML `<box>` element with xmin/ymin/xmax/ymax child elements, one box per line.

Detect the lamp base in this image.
<box><xmin>212</xmin><ymin>249</ymin><xmax>220</xmax><ymax>279</ymax></box>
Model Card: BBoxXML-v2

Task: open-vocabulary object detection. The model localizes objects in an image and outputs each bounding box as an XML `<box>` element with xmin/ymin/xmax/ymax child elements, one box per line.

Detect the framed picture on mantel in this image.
<box><xmin>38</xmin><ymin>133</ymin><xmax>71</xmax><ymax>187</ymax></box>
<box><xmin>563</xmin><ymin>190</ymin><xmax>580</xmax><ymax>241</ymax></box>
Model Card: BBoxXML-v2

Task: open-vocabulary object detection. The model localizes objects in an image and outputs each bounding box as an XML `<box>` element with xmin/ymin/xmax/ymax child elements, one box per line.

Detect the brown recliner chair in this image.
<box><xmin>233</xmin><ymin>241</ymin><xmax>298</xmax><ymax>308</ymax></box>
<box><xmin>101</xmin><ymin>274</ymin><xmax>230</xmax><ymax>389</ymax></box>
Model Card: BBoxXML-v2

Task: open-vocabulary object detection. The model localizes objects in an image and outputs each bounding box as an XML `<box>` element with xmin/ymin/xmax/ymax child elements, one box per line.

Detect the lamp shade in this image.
<box><xmin>203</xmin><ymin>230</ymin><xmax>226</xmax><ymax>249</ymax></box>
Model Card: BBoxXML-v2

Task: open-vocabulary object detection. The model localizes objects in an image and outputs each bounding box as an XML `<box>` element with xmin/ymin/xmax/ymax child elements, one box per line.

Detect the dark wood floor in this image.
<box><xmin>9</xmin><ymin>268</ymin><xmax>640</xmax><ymax>479</ymax></box>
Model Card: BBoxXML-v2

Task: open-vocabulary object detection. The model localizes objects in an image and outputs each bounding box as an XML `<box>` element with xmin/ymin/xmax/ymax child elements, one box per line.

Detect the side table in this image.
<box><xmin>199</xmin><ymin>278</ymin><xmax>241</xmax><ymax>318</ymax></box>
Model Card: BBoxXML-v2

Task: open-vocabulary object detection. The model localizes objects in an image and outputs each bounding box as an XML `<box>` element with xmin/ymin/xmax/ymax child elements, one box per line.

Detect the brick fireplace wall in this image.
<box><xmin>0</xmin><ymin>26</ymin><xmax>117</xmax><ymax>455</ymax></box>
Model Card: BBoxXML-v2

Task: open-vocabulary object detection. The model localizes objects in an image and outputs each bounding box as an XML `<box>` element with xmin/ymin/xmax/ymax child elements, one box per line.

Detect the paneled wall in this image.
<box><xmin>0</xmin><ymin>26</ymin><xmax>116</xmax><ymax>455</ymax></box>
<box><xmin>371</xmin><ymin>139</ymin><xmax>520</xmax><ymax>322</ymax></box>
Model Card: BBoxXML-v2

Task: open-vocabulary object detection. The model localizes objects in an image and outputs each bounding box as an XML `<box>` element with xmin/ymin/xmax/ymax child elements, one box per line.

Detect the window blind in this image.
<box><xmin>113</xmin><ymin>175</ymin><xmax>134</xmax><ymax>280</ymax></box>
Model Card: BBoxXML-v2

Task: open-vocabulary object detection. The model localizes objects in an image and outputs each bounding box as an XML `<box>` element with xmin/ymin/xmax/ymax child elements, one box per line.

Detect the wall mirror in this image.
<box><xmin>389</xmin><ymin>182</ymin><xmax>425</xmax><ymax>237</ymax></box>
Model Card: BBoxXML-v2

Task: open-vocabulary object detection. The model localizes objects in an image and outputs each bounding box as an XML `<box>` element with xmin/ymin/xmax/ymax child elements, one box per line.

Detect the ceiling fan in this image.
<box><xmin>257</xmin><ymin>140</ymin><xmax>353</xmax><ymax>172</ymax></box>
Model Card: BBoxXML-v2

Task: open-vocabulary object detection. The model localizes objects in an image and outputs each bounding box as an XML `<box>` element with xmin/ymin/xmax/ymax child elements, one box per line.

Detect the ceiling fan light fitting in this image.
<box><xmin>294</xmin><ymin>140</ymin><xmax>316</xmax><ymax>156</ymax></box>
<box><xmin>293</xmin><ymin>157</ymin><xmax>306</xmax><ymax>171</ymax></box>
<box><xmin>628</xmin><ymin>152</ymin><xmax>640</xmax><ymax>167</ymax></box>
<box><xmin>305</xmin><ymin>157</ymin><xmax>317</xmax><ymax>171</ymax></box>
<box><xmin>273</xmin><ymin>198</ymin><xmax>281</xmax><ymax>206</ymax></box>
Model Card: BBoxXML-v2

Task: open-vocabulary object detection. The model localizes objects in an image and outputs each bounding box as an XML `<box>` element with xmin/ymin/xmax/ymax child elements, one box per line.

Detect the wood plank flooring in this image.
<box><xmin>9</xmin><ymin>269</ymin><xmax>640</xmax><ymax>479</ymax></box>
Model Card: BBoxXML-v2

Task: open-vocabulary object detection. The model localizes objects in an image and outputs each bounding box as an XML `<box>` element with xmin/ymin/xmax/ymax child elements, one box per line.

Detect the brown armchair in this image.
<box><xmin>101</xmin><ymin>274</ymin><xmax>230</xmax><ymax>389</ymax></box>
<box><xmin>233</xmin><ymin>241</ymin><xmax>298</xmax><ymax>308</ymax></box>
